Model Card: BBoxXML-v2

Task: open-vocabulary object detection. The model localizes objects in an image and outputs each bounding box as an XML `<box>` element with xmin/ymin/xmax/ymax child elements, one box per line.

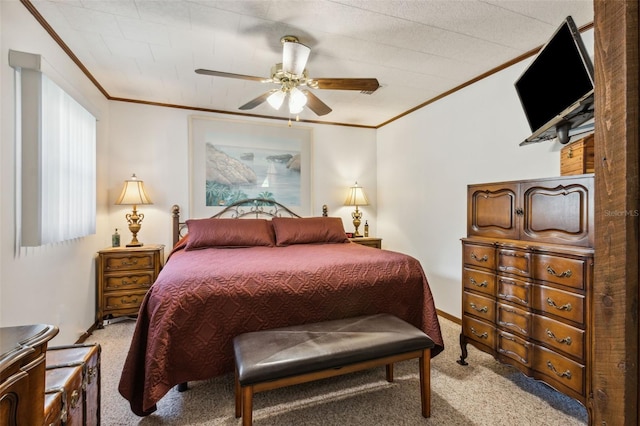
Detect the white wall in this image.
<box><xmin>107</xmin><ymin>103</ymin><xmax>377</xmax><ymax>251</ymax></box>
<box><xmin>377</xmin><ymin>29</ymin><xmax>594</xmax><ymax>319</ymax></box>
<box><xmin>0</xmin><ymin>2</ymin><xmax>111</xmax><ymax>344</ymax></box>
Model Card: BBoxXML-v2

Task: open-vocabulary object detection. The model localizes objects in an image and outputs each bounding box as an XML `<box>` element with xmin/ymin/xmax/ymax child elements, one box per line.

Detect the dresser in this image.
<box><xmin>96</xmin><ymin>245</ymin><xmax>164</xmax><ymax>328</ymax></box>
<box><xmin>0</xmin><ymin>324</ymin><xmax>58</xmax><ymax>425</ymax></box>
<box><xmin>458</xmin><ymin>174</ymin><xmax>594</xmax><ymax>406</ymax></box>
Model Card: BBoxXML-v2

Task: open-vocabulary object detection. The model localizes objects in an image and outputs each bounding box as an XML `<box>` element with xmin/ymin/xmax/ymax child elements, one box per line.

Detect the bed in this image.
<box><xmin>118</xmin><ymin>199</ymin><xmax>444</xmax><ymax>416</ymax></box>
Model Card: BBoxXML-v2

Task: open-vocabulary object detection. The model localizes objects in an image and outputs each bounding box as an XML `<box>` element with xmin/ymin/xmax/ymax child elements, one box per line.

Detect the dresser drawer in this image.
<box><xmin>533</xmin><ymin>314</ymin><xmax>585</xmax><ymax>360</ymax></box>
<box><xmin>103</xmin><ymin>252</ymin><xmax>155</xmax><ymax>272</ymax></box>
<box><xmin>463</xmin><ymin>268</ymin><xmax>495</xmax><ymax>296</ymax></box>
<box><xmin>463</xmin><ymin>243</ymin><xmax>495</xmax><ymax>270</ymax></box>
<box><xmin>103</xmin><ymin>271</ymin><xmax>155</xmax><ymax>291</ymax></box>
<box><xmin>533</xmin><ymin>254</ymin><xmax>586</xmax><ymax>290</ymax></box>
<box><xmin>534</xmin><ymin>285</ymin><xmax>585</xmax><ymax>325</ymax></box>
<box><xmin>497</xmin><ymin>275</ymin><xmax>532</xmax><ymax>308</ymax></box>
<box><xmin>497</xmin><ymin>330</ymin><xmax>532</xmax><ymax>367</ymax></box>
<box><xmin>462</xmin><ymin>291</ymin><xmax>495</xmax><ymax>322</ymax></box>
<box><xmin>462</xmin><ymin>315</ymin><xmax>495</xmax><ymax>350</ymax></box>
<box><xmin>497</xmin><ymin>302</ymin><xmax>531</xmax><ymax>337</ymax></box>
<box><xmin>534</xmin><ymin>345</ymin><xmax>585</xmax><ymax>396</ymax></box>
<box><xmin>497</xmin><ymin>248</ymin><xmax>532</xmax><ymax>278</ymax></box>
<box><xmin>103</xmin><ymin>290</ymin><xmax>147</xmax><ymax>312</ymax></box>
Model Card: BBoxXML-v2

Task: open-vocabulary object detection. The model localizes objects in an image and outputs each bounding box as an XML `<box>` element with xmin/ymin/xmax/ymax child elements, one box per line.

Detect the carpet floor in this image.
<box><xmin>86</xmin><ymin>316</ymin><xmax>588</xmax><ymax>425</ymax></box>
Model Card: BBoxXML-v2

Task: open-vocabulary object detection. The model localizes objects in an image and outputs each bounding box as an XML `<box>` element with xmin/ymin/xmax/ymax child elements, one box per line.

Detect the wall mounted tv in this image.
<box><xmin>515</xmin><ymin>16</ymin><xmax>594</xmax><ymax>146</ymax></box>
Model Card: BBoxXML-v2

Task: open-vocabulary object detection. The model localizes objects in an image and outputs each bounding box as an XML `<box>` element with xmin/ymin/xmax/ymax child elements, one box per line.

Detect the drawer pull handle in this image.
<box><xmin>469</xmin><ymin>302</ymin><xmax>488</xmax><ymax>313</ymax></box>
<box><xmin>470</xmin><ymin>253</ymin><xmax>488</xmax><ymax>262</ymax></box>
<box><xmin>501</xmin><ymin>251</ymin><xmax>528</xmax><ymax>259</ymax></box>
<box><xmin>546</xmin><ymin>265</ymin><xmax>572</xmax><ymax>278</ymax></box>
<box><xmin>120</xmin><ymin>259</ymin><xmax>139</xmax><ymax>267</ymax></box>
<box><xmin>498</xmin><ymin>320</ymin><xmax>527</xmax><ymax>334</ymax></box>
<box><xmin>470</xmin><ymin>326</ymin><xmax>488</xmax><ymax>339</ymax></box>
<box><xmin>547</xmin><ymin>298</ymin><xmax>572</xmax><ymax>311</ymax></box>
<box><xmin>497</xmin><ymin>292</ymin><xmax>529</xmax><ymax>305</ymax></box>
<box><xmin>469</xmin><ymin>277</ymin><xmax>488</xmax><ymax>288</ymax></box>
<box><xmin>122</xmin><ymin>297</ymin><xmax>139</xmax><ymax>305</ymax></box>
<box><xmin>546</xmin><ymin>329</ymin><xmax>572</xmax><ymax>345</ymax></box>
<box><xmin>546</xmin><ymin>360</ymin><xmax>572</xmax><ymax>379</ymax></box>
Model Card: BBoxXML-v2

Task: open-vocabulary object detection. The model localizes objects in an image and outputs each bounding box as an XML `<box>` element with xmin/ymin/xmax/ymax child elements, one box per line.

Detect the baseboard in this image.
<box><xmin>436</xmin><ymin>309</ymin><xmax>461</xmax><ymax>325</ymax></box>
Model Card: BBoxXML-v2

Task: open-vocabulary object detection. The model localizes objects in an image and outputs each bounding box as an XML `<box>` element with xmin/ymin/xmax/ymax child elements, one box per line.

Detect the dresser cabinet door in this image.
<box><xmin>519</xmin><ymin>176</ymin><xmax>593</xmax><ymax>247</ymax></box>
<box><xmin>467</xmin><ymin>183</ymin><xmax>519</xmax><ymax>239</ymax></box>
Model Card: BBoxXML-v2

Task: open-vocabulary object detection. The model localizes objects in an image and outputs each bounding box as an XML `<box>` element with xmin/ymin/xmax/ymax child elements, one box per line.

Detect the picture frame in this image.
<box><xmin>188</xmin><ymin>116</ymin><xmax>313</xmax><ymax>218</ymax></box>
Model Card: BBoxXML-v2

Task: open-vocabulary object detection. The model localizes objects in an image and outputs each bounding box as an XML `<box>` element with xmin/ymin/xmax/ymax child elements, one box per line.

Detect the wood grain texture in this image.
<box><xmin>592</xmin><ymin>0</ymin><xmax>639</xmax><ymax>424</ymax></box>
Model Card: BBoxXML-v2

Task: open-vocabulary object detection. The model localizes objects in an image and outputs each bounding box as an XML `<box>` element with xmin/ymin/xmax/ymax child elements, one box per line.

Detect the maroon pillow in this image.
<box><xmin>184</xmin><ymin>218</ymin><xmax>275</xmax><ymax>250</ymax></box>
<box><xmin>271</xmin><ymin>217</ymin><xmax>348</xmax><ymax>246</ymax></box>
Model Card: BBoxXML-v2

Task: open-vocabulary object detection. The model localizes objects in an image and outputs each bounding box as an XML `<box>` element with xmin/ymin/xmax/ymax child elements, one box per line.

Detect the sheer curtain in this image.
<box><xmin>12</xmin><ymin>50</ymin><xmax>96</xmax><ymax>246</ymax></box>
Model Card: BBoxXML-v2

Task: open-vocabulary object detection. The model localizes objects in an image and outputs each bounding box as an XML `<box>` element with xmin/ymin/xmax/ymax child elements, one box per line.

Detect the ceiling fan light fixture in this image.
<box><xmin>288</xmin><ymin>87</ymin><xmax>307</xmax><ymax>113</ymax></box>
<box><xmin>267</xmin><ymin>90</ymin><xmax>286</xmax><ymax>110</ymax></box>
<box><xmin>282</xmin><ymin>41</ymin><xmax>310</xmax><ymax>76</ymax></box>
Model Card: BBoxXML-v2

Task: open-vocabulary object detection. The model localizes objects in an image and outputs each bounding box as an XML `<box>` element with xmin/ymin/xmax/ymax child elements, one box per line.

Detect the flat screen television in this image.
<box><xmin>515</xmin><ymin>16</ymin><xmax>594</xmax><ymax>146</ymax></box>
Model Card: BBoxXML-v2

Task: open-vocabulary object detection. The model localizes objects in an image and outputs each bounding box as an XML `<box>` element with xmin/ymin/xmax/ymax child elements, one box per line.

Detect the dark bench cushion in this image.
<box><xmin>234</xmin><ymin>313</ymin><xmax>435</xmax><ymax>386</ymax></box>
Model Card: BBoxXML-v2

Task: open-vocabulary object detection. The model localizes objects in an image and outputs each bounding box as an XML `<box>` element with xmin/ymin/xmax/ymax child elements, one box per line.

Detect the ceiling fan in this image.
<box><xmin>195</xmin><ymin>35</ymin><xmax>380</xmax><ymax>117</ymax></box>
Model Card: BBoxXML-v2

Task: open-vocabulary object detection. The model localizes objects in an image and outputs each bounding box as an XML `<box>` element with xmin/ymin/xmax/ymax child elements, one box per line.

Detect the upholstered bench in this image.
<box><xmin>233</xmin><ymin>313</ymin><xmax>435</xmax><ymax>425</ymax></box>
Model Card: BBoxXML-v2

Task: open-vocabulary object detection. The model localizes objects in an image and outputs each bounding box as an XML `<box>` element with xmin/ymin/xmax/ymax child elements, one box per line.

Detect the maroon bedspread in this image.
<box><xmin>118</xmin><ymin>242</ymin><xmax>444</xmax><ymax>416</ymax></box>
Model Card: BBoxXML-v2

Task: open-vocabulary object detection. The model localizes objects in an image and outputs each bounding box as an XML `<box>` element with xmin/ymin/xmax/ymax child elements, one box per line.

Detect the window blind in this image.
<box><xmin>11</xmin><ymin>50</ymin><xmax>96</xmax><ymax>246</ymax></box>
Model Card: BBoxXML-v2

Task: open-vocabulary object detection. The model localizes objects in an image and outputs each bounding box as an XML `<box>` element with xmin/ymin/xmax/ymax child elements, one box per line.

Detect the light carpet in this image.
<box><xmin>85</xmin><ymin>316</ymin><xmax>588</xmax><ymax>425</ymax></box>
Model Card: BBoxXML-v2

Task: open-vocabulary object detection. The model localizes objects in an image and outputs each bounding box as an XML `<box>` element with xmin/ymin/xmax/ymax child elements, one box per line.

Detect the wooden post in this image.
<box><xmin>592</xmin><ymin>0</ymin><xmax>639</xmax><ymax>424</ymax></box>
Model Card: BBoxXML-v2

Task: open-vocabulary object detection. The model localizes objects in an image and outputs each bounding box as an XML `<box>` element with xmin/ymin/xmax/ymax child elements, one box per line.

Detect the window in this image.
<box><xmin>10</xmin><ymin>50</ymin><xmax>96</xmax><ymax>246</ymax></box>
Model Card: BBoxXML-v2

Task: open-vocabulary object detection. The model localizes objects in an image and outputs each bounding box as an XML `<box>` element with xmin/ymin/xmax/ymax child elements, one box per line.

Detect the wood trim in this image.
<box><xmin>592</xmin><ymin>0</ymin><xmax>639</xmax><ymax>424</ymax></box>
<box><xmin>436</xmin><ymin>309</ymin><xmax>461</xmax><ymax>325</ymax></box>
<box><xmin>20</xmin><ymin>0</ymin><xmax>594</xmax><ymax>131</ymax></box>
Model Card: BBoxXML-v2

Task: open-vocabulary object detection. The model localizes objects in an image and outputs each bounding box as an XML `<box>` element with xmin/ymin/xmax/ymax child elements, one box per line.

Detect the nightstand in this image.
<box><xmin>96</xmin><ymin>244</ymin><xmax>164</xmax><ymax>328</ymax></box>
<box><xmin>349</xmin><ymin>237</ymin><xmax>382</xmax><ymax>249</ymax></box>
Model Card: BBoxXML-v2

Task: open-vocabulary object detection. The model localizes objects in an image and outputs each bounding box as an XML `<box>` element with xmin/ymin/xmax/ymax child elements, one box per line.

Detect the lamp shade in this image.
<box><xmin>115</xmin><ymin>174</ymin><xmax>152</xmax><ymax>205</ymax></box>
<box><xmin>282</xmin><ymin>41</ymin><xmax>310</xmax><ymax>76</ymax></box>
<box><xmin>288</xmin><ymin>87</ymin><xmax>307</xmax><ymax>113</ymax></box>
<box><xmin>267</xmin><ymin>90</ymin><xmax>286</xmax><ymax>110</ymax></box>
<box><xmin>344</xmin><ymin>182</ymin><xmax>369</xmax><ymax>206</ymax></box>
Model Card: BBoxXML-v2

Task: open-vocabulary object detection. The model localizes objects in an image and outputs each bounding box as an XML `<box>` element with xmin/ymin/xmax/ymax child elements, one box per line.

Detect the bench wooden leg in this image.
<box><xmin>242</xmin><ymin>385</ymin><xmax>254</xmax><ymax>426</ymax></box>
<box><xmin>385</xmin><ymin>363</ymin><xmax>394</xmax><ymax>382</ymax></box>
<box><xmin>235</xmin><ymin>366</ymin><xmax>241</xmax><ymax>418</ymax></box>
<box><xmin>419</xmin><ymin>348</ymin><xmax>431</xmax><ymax>418</ymax></box>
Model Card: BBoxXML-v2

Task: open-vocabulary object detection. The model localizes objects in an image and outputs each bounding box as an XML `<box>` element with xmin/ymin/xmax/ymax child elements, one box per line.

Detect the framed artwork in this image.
<box><xmin>188</xmin><ymin>116</ymin><xmax>313</xmax><ymax>218</ymax></box>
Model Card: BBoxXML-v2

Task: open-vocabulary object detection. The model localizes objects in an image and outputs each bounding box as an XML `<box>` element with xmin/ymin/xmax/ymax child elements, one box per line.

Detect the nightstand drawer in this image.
<box><xmin>103</xmin><ymin>271</ymin><xmax>155</xmax><ymax>291</ymax></box>
<box><xmin>103</xmin><ymin>252</ymin><xmax>155</xmax><ymax>272</ymax></box>
<box><xmin>103</xmin><ymin>290</ymin><xmax>148</xmax><ymax>312</ymax></box>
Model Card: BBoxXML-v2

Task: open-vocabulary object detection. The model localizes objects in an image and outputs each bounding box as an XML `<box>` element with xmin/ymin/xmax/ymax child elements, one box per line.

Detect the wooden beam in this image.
<box><xmin>592</xmin><ymin>0</ymin><xmax>639</xmax><ymax>424</ymax></box>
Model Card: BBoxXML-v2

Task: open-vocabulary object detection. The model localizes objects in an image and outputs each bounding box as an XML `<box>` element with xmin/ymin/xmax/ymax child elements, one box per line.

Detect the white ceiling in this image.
<box><xmin>27</xmin><ymin>0</ymin><xmax>594</xmax><ymax>128</ymax></box>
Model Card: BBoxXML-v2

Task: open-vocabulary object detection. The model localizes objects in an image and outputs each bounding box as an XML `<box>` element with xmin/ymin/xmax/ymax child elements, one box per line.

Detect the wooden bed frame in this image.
<box><xmin>171</xmin><ymin>198</ymin><xmax>328</xmax><ymax>247</ymax></box>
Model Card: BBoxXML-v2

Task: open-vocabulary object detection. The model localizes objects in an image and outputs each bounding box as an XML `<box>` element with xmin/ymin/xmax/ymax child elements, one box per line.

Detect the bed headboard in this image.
<box><xmin>171</xmin><ymin>199</ymin><xmax>328</xmax><ymax>246</ymax></box>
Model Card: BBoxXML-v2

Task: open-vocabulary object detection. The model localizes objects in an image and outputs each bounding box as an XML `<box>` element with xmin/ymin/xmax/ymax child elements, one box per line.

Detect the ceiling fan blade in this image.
<box><xmin>195</xmin><ymin>68</ymin><xmax>266</xmax><ymax>82</ymax></box>
<box><xmin>302</xmin><ymin>90</ymin><xmax>332</xmax><ymax>116</ymax></box>
<box><xmin>311</xmin><ymin>78</ymin><xmax>380</xmax><ymax>93</ymax></box>
<box><xmin>239</xmin><ymin>90</ymin><xmax>279</xmax><ymax>110</ymax></box>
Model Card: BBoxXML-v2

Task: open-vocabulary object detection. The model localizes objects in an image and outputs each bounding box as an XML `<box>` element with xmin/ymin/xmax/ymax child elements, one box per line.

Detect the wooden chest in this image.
<box><xmin>43</xmin><ymin>390</ymin><xmax>64</xmax><ymax>425</ymax></box>
<box><xmin>560</xmin><ymin>133</ymin><xmax>594</xmax><ymax>175</ymax></box>
<box><xmin>45</xmin><ymin>365</ymin><xmax>84</xmax><ymax>425</ymax></box>
<box><xmin>46</xmin><ymin>344</ymin><xmax>101</xmax><ymax>425</ymax></box>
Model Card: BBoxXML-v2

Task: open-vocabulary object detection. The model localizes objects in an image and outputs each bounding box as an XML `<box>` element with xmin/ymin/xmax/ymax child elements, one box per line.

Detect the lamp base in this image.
<box><xmin>126</xmin><ymin>242</ymin><xmax>143</xmax><ymax>247</ymax></box>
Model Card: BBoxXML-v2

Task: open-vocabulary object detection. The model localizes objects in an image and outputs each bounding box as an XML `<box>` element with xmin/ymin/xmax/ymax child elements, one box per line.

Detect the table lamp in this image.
<box><xmin>344</xmin><ymin>182</ymin><xmax>369</xmax><ymax>237</ymax></box>
<box><xmin>115</xmin><ymin>174</ymin><xmax>152</xmax><ymax>247</ymax></box>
